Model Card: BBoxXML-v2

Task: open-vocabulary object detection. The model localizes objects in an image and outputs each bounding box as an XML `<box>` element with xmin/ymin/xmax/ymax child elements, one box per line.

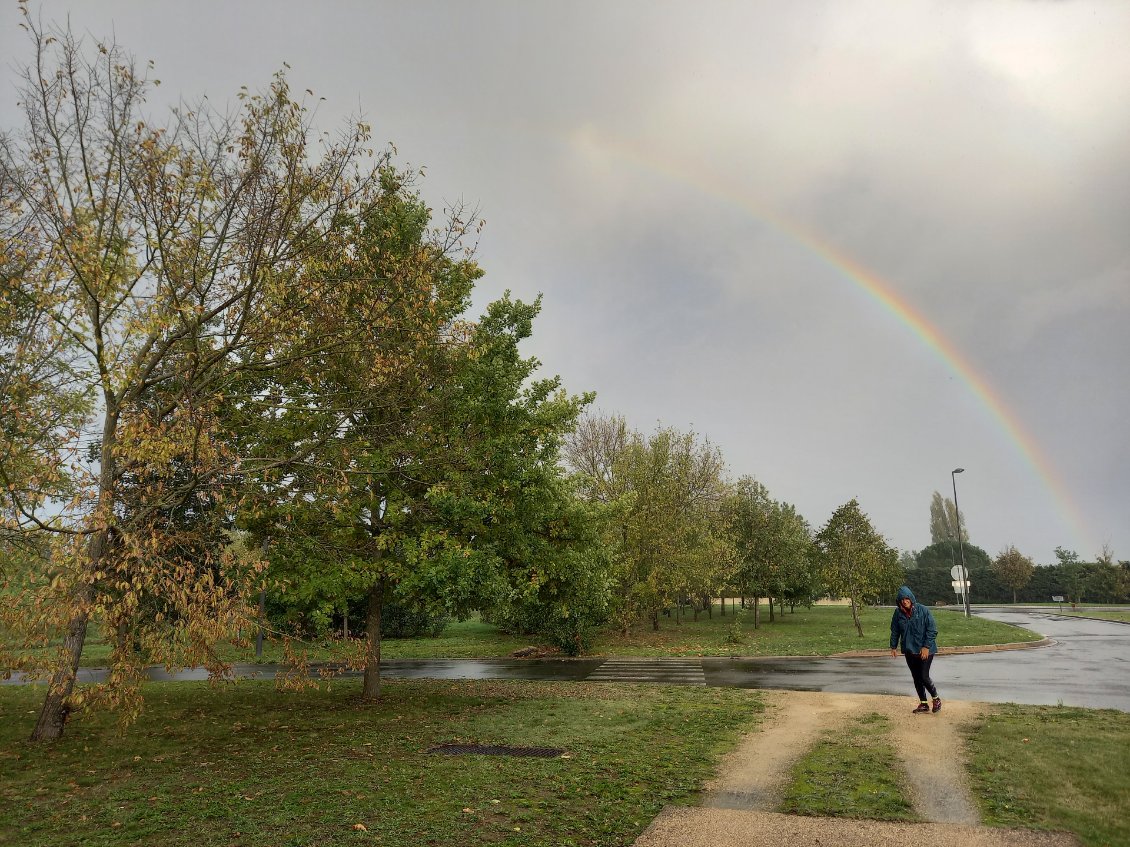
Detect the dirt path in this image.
<box><xmin>633</xmin><ymin>690</ymin><xmax>1080</xmax><ymax>847</ymax></box>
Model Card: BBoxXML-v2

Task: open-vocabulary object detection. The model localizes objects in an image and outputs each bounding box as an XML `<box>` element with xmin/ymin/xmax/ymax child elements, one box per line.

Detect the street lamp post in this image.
<box><xmin>952</xmin><ymin>468</ymin><xmax>970</xmax><ymax>618</ymax></box>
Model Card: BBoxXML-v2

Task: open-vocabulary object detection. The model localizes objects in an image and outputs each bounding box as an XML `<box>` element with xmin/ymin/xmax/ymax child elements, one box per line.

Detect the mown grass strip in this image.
<box><xmin>777</xmin><ymin>712</ymin><xmax>917</xmax><ymax>821</ymax></box>
<box><xmin>0</xmin><ymin>678</ymin><xmax>763</xmax><ymax>847</ymax></box>
<box><xmin>1056</xmin><ymin>610</ymin><xmax>1130</xmax><ymax>624</ymax></box>
<box><xmin>964</xmin><ymin>703</ymin><xmax>1130</xmax><ymax>847</ymax></box>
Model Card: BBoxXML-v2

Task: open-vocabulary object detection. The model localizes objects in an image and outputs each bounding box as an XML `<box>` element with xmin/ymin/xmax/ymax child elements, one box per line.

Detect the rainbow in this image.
<box><xmin>569</xmin><ymin>129</ymin><xmax>1091</xmax><ymax>551</ymax></box>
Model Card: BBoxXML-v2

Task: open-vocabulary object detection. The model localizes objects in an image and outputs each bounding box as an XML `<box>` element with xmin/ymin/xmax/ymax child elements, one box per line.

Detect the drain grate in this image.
<box><xmin>427</xmin><ymin>743</ymin><xmax>566</xmax><ymax>758</ymax></box>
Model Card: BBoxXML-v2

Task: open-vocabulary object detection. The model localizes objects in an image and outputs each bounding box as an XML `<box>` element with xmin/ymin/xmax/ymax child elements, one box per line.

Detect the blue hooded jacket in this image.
<box><xmin>890</xmin><ymin>586</ymin><xmax>938</xmax><ymax>656</ymax></box>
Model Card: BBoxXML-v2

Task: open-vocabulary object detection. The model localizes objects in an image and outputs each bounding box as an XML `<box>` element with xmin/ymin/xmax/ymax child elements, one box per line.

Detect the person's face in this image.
<box><xmin>899</xmin><ymin>597</ymin><xmax>912</xmax><ymax>611</ymax></box>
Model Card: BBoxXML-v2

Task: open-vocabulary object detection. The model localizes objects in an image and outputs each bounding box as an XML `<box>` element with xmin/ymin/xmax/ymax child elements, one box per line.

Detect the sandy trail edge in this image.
<box><xmin>633</xmin><ymin>690</ymin><xmax>1080</xmax><ymax>847</ymax></box>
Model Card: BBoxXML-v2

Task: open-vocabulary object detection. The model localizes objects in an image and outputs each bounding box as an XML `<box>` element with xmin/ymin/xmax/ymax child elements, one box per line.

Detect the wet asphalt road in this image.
<box><xmin>5</xmin><ymin>608</ymin><xmax>1128</xmax><ymax>711</ymax></box>
<box><xmin>704</xmin><ymin>608</ymin><xmax>1130</xmax><ymax>711</ymax></box>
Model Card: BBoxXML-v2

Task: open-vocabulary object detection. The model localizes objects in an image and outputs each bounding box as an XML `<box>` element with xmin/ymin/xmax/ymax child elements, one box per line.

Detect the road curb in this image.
<box><xmin>831</xmin><ymin>637</ymin><xmax>1054</xmax><ymax>658</ymax></box>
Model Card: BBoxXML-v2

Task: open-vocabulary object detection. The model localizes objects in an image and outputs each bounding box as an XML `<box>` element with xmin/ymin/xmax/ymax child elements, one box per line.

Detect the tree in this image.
<box><xmin>1</xmin><ymin>18</ymin><xmax>391</xmax><ymax>740</ymax></box>
<box><xmin>236</xmin><ymin>182</ymin><xmax>594</xmax><ymax>698</ymax></box>
<box><xmin>928</xmin><ymin>491</ymin><xmax>967</xmax><ymax>545</ymax></box>
<box><xmin>1095</xmin><ymin>543</ymin><xmax>1115</xmax><ymax>568</ymax></box>
<box><xmin>480</xmin><ymin>474</ymin><xmax>612</xmax><ymax>655</ymax></box>
<box><xmin>905</xmin><ymin>541</ymin><xmax>992</xmax><ymax>605</ymax></box>
<box><xmin>814</xmin><ymin>499</ymin><xmax>900</xmax><ymax>637</ymax></box>
<box><xmin>992</xmin><ymin>546</ymin><xmax>1035</xmax><ymax>604</ymax></box>
<box><xmin>563</xmin><ymin>412</ymin><xmax>630</xmax><ymax>505</ymax></box>
<box><xmin>564</xmin><ymin>416</ymin><xmax>728</xmax><ymax>633</ymax></box>
<box><xmin>619</xmin><ymin>427</ymin><xmax>728</xmax><ymax>630</ymax></box>
<box><xmin>722</xmin><ymin>479</ymin><xmax>813</xmax><ymax>627</ymax></box>
<box><xmin>1054</xmin><ymin>547</ymin><xmax>1081</xmax><ymax>567</ymax></box>
<box><xmin>723</xmin><ymin>477</ymin><xmax>773</xmax><ymax>627</ymax></box>
<box><xmin>762</xmin><ymin>500</ymin><xmax>815</xmax><ymax>617</ymax></box>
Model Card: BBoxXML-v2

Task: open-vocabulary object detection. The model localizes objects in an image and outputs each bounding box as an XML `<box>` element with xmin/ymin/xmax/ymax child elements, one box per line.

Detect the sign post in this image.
<box><xmin>950</xmin><ymin>566</ymin><xmax>970</xmax><ymax>608</ymax></box>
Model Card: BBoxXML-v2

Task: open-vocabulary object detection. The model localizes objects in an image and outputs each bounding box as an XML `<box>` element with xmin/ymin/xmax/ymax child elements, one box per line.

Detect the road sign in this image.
<box><xmin>951</xmin><ymin>580</ymin><xmax>971</xmax><ymax>593</ymax></box>
<box><xmin>950</xmin><ymin>565</ymin><xmax>969</xmax><ymax>580</ymax></box>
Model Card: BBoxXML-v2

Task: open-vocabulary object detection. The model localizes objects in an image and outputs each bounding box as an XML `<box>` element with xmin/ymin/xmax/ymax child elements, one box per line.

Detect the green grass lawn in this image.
<box><xmin>0</xmin><ymin>679</ymin><xmax>762</xmax><ymax>847</ymax></box>
<box><xmin>586</xmin><ymin>604</ymin><xmax>1040</xmax><ymax>657</ymax></box>
<box><xmin>964</xmin><ymin>703</ymin><xmax>1130</xmax><ymax>847</ymax></box>
<box><xmin>5</xmin><ymin>604</ymin><xmax>1041</xmax><ymax>670</ymax></box>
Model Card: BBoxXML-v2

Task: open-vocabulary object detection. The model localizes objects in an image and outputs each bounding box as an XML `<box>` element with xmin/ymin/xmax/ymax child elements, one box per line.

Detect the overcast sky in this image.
<box><xmin>4</xmin><ymin>1</ymin><xmax>1127</xmax><ymax>566</ymax></box>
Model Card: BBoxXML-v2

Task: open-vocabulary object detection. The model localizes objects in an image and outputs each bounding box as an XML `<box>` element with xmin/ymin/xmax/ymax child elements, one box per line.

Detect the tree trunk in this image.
<box><xmin>651</xmin><ymin>610</ymin><xmax>659</xmax><ymax>631</ymax></box>
<box><xmin>255</xmin><ymin>587</ymin><xmax>266</xmax><ymax>658</ymax></box>
<box><xmin>720</xmin><ymin>594</ymin><xmax>726</xmax><ymax>616</ymax></box>
<box><xmin>343</xmin><ymin>608</ymin><xmax>349</xmax><ymax>640</ymax></box>
<box><xmin>769</xmin><ymin>595</ymin><xmax>776</xmax><ymax>623</ymax></box>
<box><xmin>32</xmin><ymin>408</ymin><xmax>121</xmax><ymax>742</ymax></box>
<box><xmin>850</xmin><ymin>596</ymin><xmax>863</xmax><ymax>637</ymax></box>
<box><xmin>31</xmin><ymin>567</ymin><xmax>98</xmax><ymax>741</ymax></box>
<box><xmin>753</xmin><ymin>596</ymin><xmax>760</xmax><ymax>629</ymax></box>
<box><xmin>1012</xmin><ymin>590</ymin><xmax>1017</xmax><ymax>604</ymax></box>
<box><xmin>361</xmin><ymin>580</ymin><xmax>385</xmax><ymax>700</ymax></box>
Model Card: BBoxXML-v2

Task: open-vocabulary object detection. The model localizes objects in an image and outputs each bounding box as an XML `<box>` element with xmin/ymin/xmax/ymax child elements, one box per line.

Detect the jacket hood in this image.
<box><xmin>896</xmin><ymin>586</ymin><xmax>917</xmax><ymax>604</ymax></box>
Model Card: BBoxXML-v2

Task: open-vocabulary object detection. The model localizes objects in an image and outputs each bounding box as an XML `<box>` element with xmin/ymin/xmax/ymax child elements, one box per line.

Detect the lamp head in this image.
<box><xmin>952</xmin><ymin>467</ymin><xmax>964</xmax><ymax>474</ymax></box>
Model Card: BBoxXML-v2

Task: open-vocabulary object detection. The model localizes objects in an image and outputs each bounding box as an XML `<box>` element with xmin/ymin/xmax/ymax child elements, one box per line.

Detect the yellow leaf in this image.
<box><xmin>352</xmin><ymin>823</ymin><xmax>367</xmax><ymax>831</ymax></box>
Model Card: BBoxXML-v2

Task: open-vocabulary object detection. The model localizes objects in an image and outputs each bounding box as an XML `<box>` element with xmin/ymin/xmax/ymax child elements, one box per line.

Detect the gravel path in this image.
<box><xmin>633</xmin><ymin>690</ymin><xmax>1081</xmax><ymax>847</ymax></box>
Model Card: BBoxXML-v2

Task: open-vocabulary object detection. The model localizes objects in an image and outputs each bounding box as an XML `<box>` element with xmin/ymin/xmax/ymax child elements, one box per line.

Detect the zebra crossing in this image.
<box><xmin>584</xmin><ymin>657</ymin><xmax>706</xmax><ymax>685</ymax></box>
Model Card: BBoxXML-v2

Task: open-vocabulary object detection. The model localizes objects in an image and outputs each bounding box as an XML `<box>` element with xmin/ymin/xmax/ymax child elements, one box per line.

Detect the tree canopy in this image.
<box><xmin>814</xmin><ymin>499</ymin><xmax>900</xmax><ymax>637</ymax></box>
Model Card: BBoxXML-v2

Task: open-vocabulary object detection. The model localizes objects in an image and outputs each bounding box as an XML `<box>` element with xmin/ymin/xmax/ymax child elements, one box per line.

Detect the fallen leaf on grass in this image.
<box><xmin>352</xmin><ymin>823</ymin><xmax>368</xmax><ymax>831</ymax></box>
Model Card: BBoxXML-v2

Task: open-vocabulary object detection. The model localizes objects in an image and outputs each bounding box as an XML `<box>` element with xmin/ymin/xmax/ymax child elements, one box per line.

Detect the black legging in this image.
<box><xmin>904</xmin><ymin>652</ymin><xmax>938</xmax><ymax>701</ymax></box>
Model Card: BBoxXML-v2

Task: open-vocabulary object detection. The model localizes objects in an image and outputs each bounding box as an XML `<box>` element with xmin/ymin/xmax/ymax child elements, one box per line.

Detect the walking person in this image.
<box><xmin>890</xmin><ymin>585</ymin><xmax>941</xmax><ymax>713</ymax></box>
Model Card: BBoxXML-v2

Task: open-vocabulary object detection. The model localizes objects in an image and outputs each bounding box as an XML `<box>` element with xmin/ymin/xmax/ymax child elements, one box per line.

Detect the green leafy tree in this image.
<box><xmin>814</xmin><ymin>499</ymin><xmax>900</xmax><ymax>637</ymax></box>
<box><xmin>1054</xmin><ymin>547</ymin><xmax>1081</xmax><ymax>567</ymax></box>
<box><xmin>775</xmin><ymin>502</ymin><xmax>816</xmax><ymax>613</ymax></box>
<box><xmin>620</xmin><ymin>427</ymin><xmax>728</xmax><ymax>630</ymax></box>
<box><xmin>992</xmin><ymin>546</ymin><xmax>1035</xmax><ymax>604</ymax></box>
<box><xmin>723</xmin><ymin>477</ymin><xmax>774</xmax><ymax>628</ymax></box>
<box><xmin>237</xmin><ymin>180</ymin><xmax>593</xmax><ymax>697</ymax></box>
<box><xmin>565</xmin><ymin>416</ymin><xmax>727</xmax><ymax>633</ymax></box>
<box><xmin>905</xmin><ymin>541</ymin><xmax>991</xmax><ymax>605</ymax></box>
<box><xmin>723</xmin><ymin>479</ymin><xmax>813</xmax><ymax>626</ymax></box>
<box><xmin>480</xmin><ymin>475</ymin><xmax>612</xmax><ymax>655</ymax></box>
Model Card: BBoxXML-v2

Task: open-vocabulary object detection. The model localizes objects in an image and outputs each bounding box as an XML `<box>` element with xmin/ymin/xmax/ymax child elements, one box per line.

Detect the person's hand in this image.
<box><xmin>890</xmin><ymin>649</ymin><xmax>898</xmax><ymax>657</ymax></box>
<box><xmin>919</xmin><ymin>647</ymin><xmax>929</xmax><ymax>660</ymax></box>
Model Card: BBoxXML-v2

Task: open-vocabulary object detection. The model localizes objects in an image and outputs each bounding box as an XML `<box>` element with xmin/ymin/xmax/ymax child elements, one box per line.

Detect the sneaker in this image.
<box><xmin>912</xmin><ymin>702</ymin><xmax>930</xmax><ymax>713</ymax></box>
<box><xmin>932</xmin><ymin>697</ymin><xmax>942</xmax><ymax>713</ymax></box>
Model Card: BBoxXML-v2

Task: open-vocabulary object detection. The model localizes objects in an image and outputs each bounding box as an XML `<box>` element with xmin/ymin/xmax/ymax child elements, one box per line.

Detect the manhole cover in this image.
<box><xmin>427</xmin><ymin>743</ymin><xmax>566</xmax><ymax>758</ymax></box>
